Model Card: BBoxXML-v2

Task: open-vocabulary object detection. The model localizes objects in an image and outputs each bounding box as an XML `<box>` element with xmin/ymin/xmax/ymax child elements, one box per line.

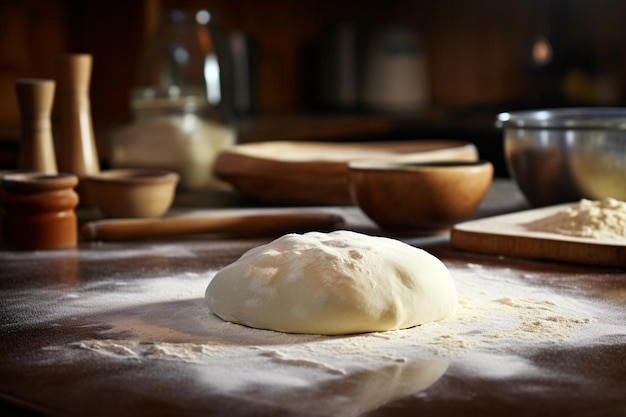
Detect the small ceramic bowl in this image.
<box><xmin>348</xmin><ymin>160</ymin><xmax>493</xmax><ymax>232</ymax></box>
<box><xmin>86</xmin><ymin>169</ymin><xmax>179</xmax><ymax>218</ymax></box>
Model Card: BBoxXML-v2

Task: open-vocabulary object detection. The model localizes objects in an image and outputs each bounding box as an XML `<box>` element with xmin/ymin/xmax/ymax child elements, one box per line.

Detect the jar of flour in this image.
<box><xmin>110</xmin><ymin>8</ymin><xmax>235</xmax><ymax>190</ymax></box>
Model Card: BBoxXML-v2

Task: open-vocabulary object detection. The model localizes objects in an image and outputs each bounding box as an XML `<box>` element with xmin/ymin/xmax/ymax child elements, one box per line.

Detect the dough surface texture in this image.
<box><xmin>205</xmin><ymin>230</ymin><xmax>458</xmax><ymax>335</ymax></box>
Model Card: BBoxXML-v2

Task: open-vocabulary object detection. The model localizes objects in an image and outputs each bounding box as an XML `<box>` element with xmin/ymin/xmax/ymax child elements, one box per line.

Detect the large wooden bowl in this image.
<box><xmin>213</xmin><ymin>140</ymin><xmax>479</xmax><ymax>205</ymax></box>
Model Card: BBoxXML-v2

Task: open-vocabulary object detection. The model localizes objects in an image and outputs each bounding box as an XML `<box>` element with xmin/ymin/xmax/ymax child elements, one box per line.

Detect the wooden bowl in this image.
<box><xmin>86</xmin><ymin>169</ymin><xmax>179</xmax><ymax>218</ymax></box>
<box><xmin>213</xmin><ymin>140</ymin><xmax>479</xmax><ymax>205</ymax></box>
<box><xmin>348</xmin><ymin>160</ymin><xmax>493</xmax><ymax>232</ymax></box>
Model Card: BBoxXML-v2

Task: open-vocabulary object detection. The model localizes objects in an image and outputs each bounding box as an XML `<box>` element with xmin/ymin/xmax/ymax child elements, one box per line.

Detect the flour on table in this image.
<box><xmin>26</xmin><ymin>259</ymin><xmax>611</xmax><ymax>416</ymax></box>
<box><xmin>525</xmin><ymin>198</ymin><xmax>626</xmax><ymax>240</ymax></box>
<box><xmin>61</xmin><ymin>261</ymin><xmax>599</xmax><ymax>364</ymax></box>
<box><xmin>4</xmin><ymin>233</ymin><xmax>621</xmax><ymax>417</ymax></box>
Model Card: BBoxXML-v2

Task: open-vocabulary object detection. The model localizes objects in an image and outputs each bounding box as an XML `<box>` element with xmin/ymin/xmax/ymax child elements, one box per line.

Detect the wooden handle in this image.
<box><xmin>56</xmin><ymin>53</ymin><xmax>99</xmax><ymax>205</ymax></box>
<box><xmin>16</xmin><ymin>79</ymin><xmax>55</xmax><ymax>118</ymax></box>
<box><xmin>82</xmin><ymin>212</ymin><xmax>344</xmax><ymax>241</ymax></box>
<box><xmin>15</xmin><ymin>79</ymin><xmax>58</xmax><ymax>174</ymax></box>
<box><xmin>58</xmin><ymin>54</ymin><xmax>93</xmax><ymax>92</ymax></box>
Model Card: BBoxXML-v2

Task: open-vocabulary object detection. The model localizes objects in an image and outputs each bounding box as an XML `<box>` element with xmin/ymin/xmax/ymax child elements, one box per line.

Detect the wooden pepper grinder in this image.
<box><xmin>15</xmin><ymin>79</ymin><xmax>58</xmax><ymax>174</ymax></box>
<box><xmin>57</xmin><ymin>54</ymin><xmax>100</xmax><ymax>205</ymax></box>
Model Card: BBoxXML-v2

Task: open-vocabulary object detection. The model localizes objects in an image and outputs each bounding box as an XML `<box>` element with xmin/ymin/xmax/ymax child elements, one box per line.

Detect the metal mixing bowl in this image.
<box><xmin>496</xmin><ymin>107</ymin><xmax>626</xmax><ymax>207</ymax></box>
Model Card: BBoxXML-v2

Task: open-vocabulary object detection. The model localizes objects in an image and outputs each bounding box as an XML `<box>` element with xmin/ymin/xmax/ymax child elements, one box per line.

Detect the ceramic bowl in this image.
<box><xmin>86</xmin><ymin>169</ymin><xmax>179</xmax><ymax>218</ymax></box>
<box><xmin>348</xmin><ymin>160</ymin><xmax>493</xmax><ymax>232</ymax></box>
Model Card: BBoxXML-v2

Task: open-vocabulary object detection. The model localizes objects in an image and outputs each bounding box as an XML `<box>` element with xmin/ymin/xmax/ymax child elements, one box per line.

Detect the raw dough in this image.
<box><xmin>205</xmin><ymin>230</ymin><xmax>458</xmax><ymax>335</ymax></box>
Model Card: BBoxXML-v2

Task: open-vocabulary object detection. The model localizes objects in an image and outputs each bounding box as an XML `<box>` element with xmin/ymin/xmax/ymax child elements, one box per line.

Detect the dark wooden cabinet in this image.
<box><xmin>1</xmin><ymin>0</ymin><xmax>625</xmax><ymax>173</ymax></box>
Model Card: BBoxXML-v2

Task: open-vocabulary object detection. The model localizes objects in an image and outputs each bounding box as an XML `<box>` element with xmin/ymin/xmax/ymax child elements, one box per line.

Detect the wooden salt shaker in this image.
<box><xmin>15</xmin><ymin>79</ymin><xmax>58</xmax><ymax>174</ymax></box>
<box><xmin>57</xmin><ymin>54</ymin><xmax>100</xmax><ymax>205</ymax></box>
<box><xmin>1</xmin><ymin>173</ymin><xmax>79</xmax><ymax>250</ymax></box>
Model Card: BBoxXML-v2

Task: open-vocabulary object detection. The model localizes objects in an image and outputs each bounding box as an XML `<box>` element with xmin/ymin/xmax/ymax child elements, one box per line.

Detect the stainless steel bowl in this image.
<box><xmin>496</xmin><ymin>107</ymin><xmax>626</xmax><ymax>206</ymax></box>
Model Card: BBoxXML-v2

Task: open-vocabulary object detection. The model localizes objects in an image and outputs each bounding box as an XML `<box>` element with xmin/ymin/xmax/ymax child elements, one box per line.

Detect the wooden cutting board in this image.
<box><xmin>213</xmin><ymin>140</ymin><xmax>478</xmax><ymax>205</ymax></box>
<box><xmin>451</xmin><ymin>203</ymin><xmax>626</xmax><ymax>268</ymax></box>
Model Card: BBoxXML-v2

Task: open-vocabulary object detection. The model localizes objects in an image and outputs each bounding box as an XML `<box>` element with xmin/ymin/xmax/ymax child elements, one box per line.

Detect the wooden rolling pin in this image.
<box><xmin>82</xmin><ymin>212</ymin><xmax>344</xmax><ymax>242</ymax></box>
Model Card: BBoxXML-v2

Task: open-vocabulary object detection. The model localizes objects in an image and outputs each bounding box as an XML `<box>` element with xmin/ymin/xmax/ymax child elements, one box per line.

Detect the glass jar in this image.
<box><xmin>110</xmin><ymin>8</ymin><xmax>235</xmax><ymax>190</ymax></box>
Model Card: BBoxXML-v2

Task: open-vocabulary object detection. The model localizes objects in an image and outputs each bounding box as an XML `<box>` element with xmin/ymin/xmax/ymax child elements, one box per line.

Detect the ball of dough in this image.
<box><xmin>205</xmin><ymin>230</ymin><xmax>457</xmax><ymax>335</ymax></box>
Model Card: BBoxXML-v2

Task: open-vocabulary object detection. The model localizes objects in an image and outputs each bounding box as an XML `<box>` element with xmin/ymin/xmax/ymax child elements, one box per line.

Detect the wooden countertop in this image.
<box><xmin>1</xmin><ymin>181</ymin><xmax>625</xmax><ymax>417</ymax></box>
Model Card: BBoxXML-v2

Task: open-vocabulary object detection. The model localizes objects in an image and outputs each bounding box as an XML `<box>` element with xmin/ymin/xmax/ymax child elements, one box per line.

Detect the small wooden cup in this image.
<box><xmin>85</xmin><ymin>169</ymin><xmax>179</xmax><ymax>218</ymax></box>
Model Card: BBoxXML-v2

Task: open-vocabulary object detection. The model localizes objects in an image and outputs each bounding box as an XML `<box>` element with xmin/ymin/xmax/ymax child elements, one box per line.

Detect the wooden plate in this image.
<box><xmin>213</xmin><ymin>140</ymin><xmax>479</xmax><ymax>205</ymax></box>
<box><xmin>451</xmin><ymin>203</ymin><xmax>626</xmax><ymax>268</ymax></box>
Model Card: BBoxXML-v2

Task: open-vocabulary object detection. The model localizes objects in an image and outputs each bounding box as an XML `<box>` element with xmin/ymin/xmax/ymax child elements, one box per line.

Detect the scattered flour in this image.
<box><xmin>8</xmin><ymin>259</ymin><xmax>618</xmax><ymax>416</ymax></box>
<box><xmin>53</xmin><ymin>262</ymin><xmax>601</xmax><ymax>365</ymax></box>
<box><xmin>525</xmin><ymin>198</ymin><xmax>626</xmax><ymax>240</ymax></box>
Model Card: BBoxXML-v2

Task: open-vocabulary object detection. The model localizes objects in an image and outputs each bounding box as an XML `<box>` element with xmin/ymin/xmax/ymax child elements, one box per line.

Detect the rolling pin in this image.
<box><xmin>82</xmin><ymin>212</ymin><xmax>344</xmax><ymax>242</ymax></box>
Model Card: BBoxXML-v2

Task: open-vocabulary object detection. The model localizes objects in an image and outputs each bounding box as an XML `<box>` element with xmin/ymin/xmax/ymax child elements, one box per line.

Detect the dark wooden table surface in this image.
<box><xmin>1</xmin><ymin>180</ymin><xmax>625</xmax><ymax>417</ymax></box>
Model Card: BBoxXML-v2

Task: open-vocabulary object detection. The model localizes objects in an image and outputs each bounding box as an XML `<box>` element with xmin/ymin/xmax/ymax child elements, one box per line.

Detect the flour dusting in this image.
<box><xmin>7</xmin><ymin>257</ymin><xmax>620</xmax><ymax>417</ymax></box>
<box><xmin>54</xmin><ymin>262</ymin><xmax>604</xmax><ymax>368</ymax></box>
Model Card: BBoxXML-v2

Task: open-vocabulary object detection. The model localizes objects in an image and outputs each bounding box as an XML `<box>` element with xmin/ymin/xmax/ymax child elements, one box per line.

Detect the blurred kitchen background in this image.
<box><xmin>1</xmin><ymin>0</ymin><xmax>626</xmax><ymax>179</ymax></box>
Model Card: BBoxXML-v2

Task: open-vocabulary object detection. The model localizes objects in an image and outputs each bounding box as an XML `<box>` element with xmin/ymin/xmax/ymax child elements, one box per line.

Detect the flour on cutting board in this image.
<box><xmin>525</xmin><ymin>198</ymin><xmax>626</xmax><ymax>240</ymax></box>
